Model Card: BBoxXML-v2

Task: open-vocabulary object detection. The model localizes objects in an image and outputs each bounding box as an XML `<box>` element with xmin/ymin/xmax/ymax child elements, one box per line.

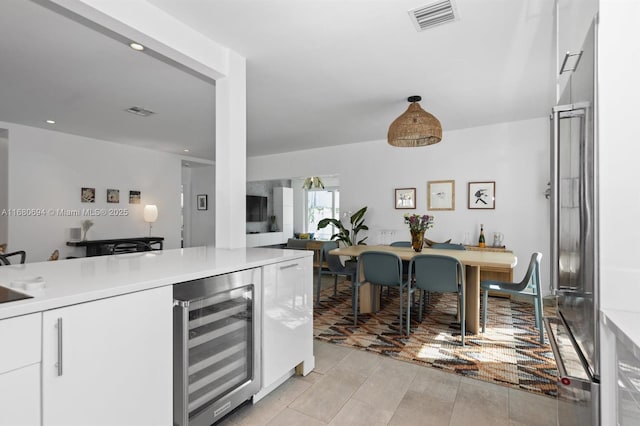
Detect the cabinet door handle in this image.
<box><xmin>279</xmin><ymin>263</ymin><xmax>299</xmax><ymax>270</ymax></box>
<box><xmin>56</xmin><ymin>317</ymin><xmax>63</xmax><ymax>376</ymax></box>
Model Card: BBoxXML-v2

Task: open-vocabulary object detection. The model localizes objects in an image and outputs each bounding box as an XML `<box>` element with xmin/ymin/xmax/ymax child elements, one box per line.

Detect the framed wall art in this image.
<box><xmin>427</xmin><ymin>180</ymin><xmax>455</xmax><ymax>211</ymax></box>
<box><xmin>81</xmin><ymin>187</ymin><xmax>95</xmax><ymax>203</ymax></box>
<box><xmin>197</xmin><ymin>194</ymin><xmax>208</xmax><ymax>211</ymax></box>
<box><xmin>129</xmin><ymin>190</ymin><xmax>141</xmax><ymax>204</ymax></box>
<box><xmin>395</xmin><ymin>188</ymin><xmax>416</xmax><ymax>209</ymax></box>
<box><xmin>468</xmin><ymin>181</ymin><xmax>495</xmax><ymax>209</ymax></box>
<box><xmin>107</xmin><ymin>189</ymin><xmax>120</xmax><ymax>203</ymax></box>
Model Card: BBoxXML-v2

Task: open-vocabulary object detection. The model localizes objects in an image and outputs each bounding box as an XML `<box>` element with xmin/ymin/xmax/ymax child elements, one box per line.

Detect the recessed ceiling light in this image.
<box><xmin>129</xmin><ymin>42</ymin><xmax>144</xmax><ymax>51</ymax></box>
<box><xmin>45</xmin><ymin>119</ymin><xmax>56</xmax><ymax>124</ymax></box>
<box><xmin>183</xmin><ymin>149</ymin><xmax>190</xmax><ymax>153</ymax></box>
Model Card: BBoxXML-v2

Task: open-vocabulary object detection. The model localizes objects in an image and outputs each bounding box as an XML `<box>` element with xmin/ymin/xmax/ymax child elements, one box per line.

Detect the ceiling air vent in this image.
<box><xmin>409</xmin><ymin>0</ymin><xmax>458</xmax><ymax>32</ymax></box>
<box><xmin>125</xmin><ymin>106</ymin><xmax>155</xmax><ymax>117</ymax></box>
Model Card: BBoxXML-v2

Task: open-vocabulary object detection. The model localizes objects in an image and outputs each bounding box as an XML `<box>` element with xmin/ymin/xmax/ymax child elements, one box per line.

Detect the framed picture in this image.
<box><xmin>107</xmin><ymin>189</ymin><xmax>119</xmax><ymax>203</ymax></box>
<box><xmin>197</xmin><ymin>194</ymin><xmax>208</xmax><ymax>211</ymax></box>
<box><xmin>427</xmin><ymin>180</ymin><xmax>455</xmax><ymax>211</ymax></box>
<box><xmin>129</xmin><ymin>190</ymin><xmax>141</xmax><ymax>204</ymax></box>
<box><xmin>395</xmin><ymin>188</ymin><xmax>416</xmax><ymax>209</ymax></box>
<box><xmin>468</xmin><ymin>181</ymin><xmax>496</xmax><ymax>209</ymax></box>
<box><xmin>81</xmin><ymin>187</ymin><xmax>95</xmax><ymax>203</ymax></box>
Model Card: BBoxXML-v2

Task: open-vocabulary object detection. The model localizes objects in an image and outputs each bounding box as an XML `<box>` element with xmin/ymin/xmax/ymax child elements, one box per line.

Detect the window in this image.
<box><xmin>306</xmin><ymin>188</ymin><xmax>339</xmax><ymax>240</ymax></box>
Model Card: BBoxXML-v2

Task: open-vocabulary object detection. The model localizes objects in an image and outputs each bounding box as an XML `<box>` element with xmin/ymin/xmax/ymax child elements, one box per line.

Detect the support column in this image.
<box><xmin>215</xmin><ymin>50</ymin><xmax>247</xmax><ymax>248</ymax></box>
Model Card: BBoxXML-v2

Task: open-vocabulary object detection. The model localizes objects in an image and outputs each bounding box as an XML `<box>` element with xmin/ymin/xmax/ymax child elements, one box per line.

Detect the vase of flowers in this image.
<box><xmin>404</xmin><ymin>213</ymin><xmax>434</xmax><ymax>252</ymax></box>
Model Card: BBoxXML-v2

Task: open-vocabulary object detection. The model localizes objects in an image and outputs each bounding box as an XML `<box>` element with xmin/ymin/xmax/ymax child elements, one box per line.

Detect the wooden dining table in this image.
<box><xmin>329</xmin><ymin>244</ymin><xmax>517</xmax><ymax>334</ymax></box>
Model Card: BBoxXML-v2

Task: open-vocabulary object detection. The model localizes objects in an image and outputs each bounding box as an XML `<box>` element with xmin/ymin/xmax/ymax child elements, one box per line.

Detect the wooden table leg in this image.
<box><xmin>359</xmin><ymin>282</ymin><xmax>374</xmax><ymax>313</ymax></box>
<box><xmin>465</xmin><ymin>265</ymin><xmax>480</xmax><ymax>335</ymax></box>
<box><xmin>356</xmin><ymin>260</ymin><xmax>380</xmax><ymax>314</ymax></box>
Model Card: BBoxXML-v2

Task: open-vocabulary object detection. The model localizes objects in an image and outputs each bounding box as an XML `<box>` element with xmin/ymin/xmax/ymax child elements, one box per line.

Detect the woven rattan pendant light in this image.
<box><xmin>387</xmin><ymin>96</ymin><xmax>442</xmax><ymax>147</ymax></box>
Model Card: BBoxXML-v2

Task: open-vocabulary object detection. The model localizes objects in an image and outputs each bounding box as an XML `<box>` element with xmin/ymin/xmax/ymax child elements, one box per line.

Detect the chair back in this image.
<box><xmin>321</xmin><ymin>241</ymin><xmax>342</xmax><ymax>272</ymax></box>
<box><xmin>431</xmin><ymin>243</ymin><xmax>466</xmax><ymax>250</ymax></box>
<box><xmin>512</xmin><ymin>252</ymin><xmax>542</xmax><ymax>293</ymax></box>
<box><xmin>0</xmin><ymin>250</ymin><xmax>26</xmax><ymax>266</ymax></box>
<box><xmin>410</xmin><ymin>254</ymin><xmax>463</xmax><ymax>293</ymax></box>
<box><xmin>390</xmin><ymin>241</ymin><xmax>411</xmax><ymax>247</ymax></box>
<box><xmin>358</xmin><ymin>251</ymin><xmax>403</xmax><ymax>286</ymax></box>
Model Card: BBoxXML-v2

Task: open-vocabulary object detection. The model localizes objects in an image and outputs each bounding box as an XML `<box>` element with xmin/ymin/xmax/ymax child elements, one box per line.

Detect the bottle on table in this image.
<box><xmin>478</xmin><ymin>224</ymin><xmax>486</xmax><ymax>248</ymax></box>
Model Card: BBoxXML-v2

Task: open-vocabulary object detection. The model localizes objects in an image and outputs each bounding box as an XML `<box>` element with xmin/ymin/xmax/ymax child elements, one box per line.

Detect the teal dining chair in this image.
<box><xmin>389</xmin><ymin>241</ymin><xmax>411</xmax><ymax>293</ymax></box>
<box><xmin>355</xmin><ymin>251</ymin><xmax>409</xmax><ymax>334</ymax></box>
<box><xmin>430</xmin><ymin>243</ymin><xmax>466</xmax><ymax>250</ymax></box>
<box><xmin>407</xmin><ymin>254</ymin><xmax>465</xmax><ymax>345</ymax></box>
<box><xmin>390</xmin><ymin>241</ymin><xmax>411</xmax><ymax>247</ymax></box>
<box><xmin>481</xmin><ymin>252</ymin><xmax>544</xmax><ymax>343</ymax></box>
<box><xmin>316</xmin><ymin>241</ymin><xmax>357</xmax><ymax>305</ymax></box>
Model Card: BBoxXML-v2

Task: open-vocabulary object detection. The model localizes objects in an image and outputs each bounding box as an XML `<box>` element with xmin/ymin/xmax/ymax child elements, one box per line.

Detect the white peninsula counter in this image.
<box><xmin>0</xmin><ymin>246</ymin><xmax>314</xmax><ymax>426</ymax></box>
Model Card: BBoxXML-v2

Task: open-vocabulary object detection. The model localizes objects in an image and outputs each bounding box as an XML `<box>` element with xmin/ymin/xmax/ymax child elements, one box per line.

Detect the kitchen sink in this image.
<box><xmin>0</xmin><ymin>286</ymin><xmax>33</xmax><ymax>304</ymax></box>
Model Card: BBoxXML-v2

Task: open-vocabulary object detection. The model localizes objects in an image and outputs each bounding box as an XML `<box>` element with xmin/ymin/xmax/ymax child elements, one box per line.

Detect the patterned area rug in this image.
<box><xmin>314</xmin><ymin>280</ymin><xmax>558</xmax><ymax>397</ymax></box>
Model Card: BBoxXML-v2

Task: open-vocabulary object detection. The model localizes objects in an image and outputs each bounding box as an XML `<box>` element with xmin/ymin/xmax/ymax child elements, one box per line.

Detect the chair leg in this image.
<box><xmin>419</xmin><ymin>289</ymin><xmax>424</xmax><ymax>322</ymax></box>
<box><xmin>399</xmin><ymin>285</ymin><xmax>403</xmax><ymax>334</ymax></box>
<box><xmin>354</xmin><ymin>283</ymin><xmax>359</xmax><ymax>326</ymax></box>
<box><xmin>406</xmin><ymin>287</ymin><xmax>411</xmax><ymax>336</ymax></box>
<box><xmin>460</xmin><ymin>290</ymin><xmax>465</xmax><ymax>346</ymax></box>
<box><xmin>534</xmin><ymin>294</ymin><xmax>544</xmax><ymax>344</ymax></box>
<box><xmin>333</xmin><ymin>275</ymin><xmax>338</xmax><ymax>296</ymax></box>
<box><xmin>316</xmin><ymin>272</ymin><xmax>322</xmax><ymax>307</ymax></box>
<box><xmin>482</xmin><ymin>290</ymin><xmax>489</xmax><ymax>333</ymax></box>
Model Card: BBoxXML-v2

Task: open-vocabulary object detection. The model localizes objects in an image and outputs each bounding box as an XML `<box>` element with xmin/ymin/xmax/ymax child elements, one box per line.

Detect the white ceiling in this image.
<box><xmin>0</xmin><ymin>0</ymin><xmax>215</xmax><ymax>160</ymax></box>
<box><xmin>0</xmin><ymin>0</ymin><xmax>555</xmax><ymax>160</ymax></box>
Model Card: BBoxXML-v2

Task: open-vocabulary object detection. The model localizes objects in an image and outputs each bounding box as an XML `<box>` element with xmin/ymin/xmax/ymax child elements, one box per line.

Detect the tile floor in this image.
<box><xmin>220</xmin><ymin>340</ymin><xmax>558</xmax><ymax>426</ymax></box>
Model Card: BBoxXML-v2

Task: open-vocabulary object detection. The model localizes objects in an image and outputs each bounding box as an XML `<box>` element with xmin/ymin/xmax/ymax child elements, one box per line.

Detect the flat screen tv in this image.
<box><xmin>246</xmin><ymin>195</ymin><xmax>267</xmax><ymax>222</ymax></box>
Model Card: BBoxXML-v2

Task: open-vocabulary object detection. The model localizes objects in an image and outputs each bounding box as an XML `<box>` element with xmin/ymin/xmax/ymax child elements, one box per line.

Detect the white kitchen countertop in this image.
<box><xmin>0</xmin><ymin>246</ymin><xmax>312</xmax><ymax>320</ymax></box>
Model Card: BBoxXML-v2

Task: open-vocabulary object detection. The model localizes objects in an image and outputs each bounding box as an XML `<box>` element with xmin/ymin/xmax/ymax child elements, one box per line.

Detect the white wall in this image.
<box><xmin>4</xmin><ymin>121</ymin><xmax>182</xmax><ymax>262</ymax></box>
<box><xmin>0</xmin><ymin>134</ymin><xmax>8</xmax><ymax>245</ymax></box>
<box><xmin>598</xmin><ymin>0</ymin><xmax>640</xmax><ymax>311</ymax></box>
<box><xmin>248</xmin><ymin>117</ymin><xmax>550</xmax><ymax>288</ymax></box>
<box><xmin>187</xmin><ymin>165</ymin><xmax>215</xmax><ymax>247</ymax></box>
<box><xmin>53</xmin><ymin>0</ymin><xmax>247</xmax><ymax>249</ymax></box>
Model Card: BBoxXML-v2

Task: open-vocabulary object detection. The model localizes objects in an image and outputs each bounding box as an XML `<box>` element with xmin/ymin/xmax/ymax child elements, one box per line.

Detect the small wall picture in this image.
<box><xmin>129</xmin><ymin>190</ymin><xmax>141</xmax><ymax>204</ymax></box>
<box><xmin>81</xmin><ymin>187</ymin><xmax>95</xmax><ymax>203</ymax></box>
<box><xmin>395</xmin><ymin>188</ymin><xmax>416</xmax><ymax>209</ymax></box>
<box><xmin>197</xmin><ymin>194</ymin><xmax>208</xmax><ymax>211</ymax></box>
<box><xmin>468</xmin><ymin>181</ymin><xmax>496</xmax><ymax>209</ymax></box>
<box><xmin>107</xmin><ymin>189</ymin><xmax>119</xmax><ymax>203</ymax></box>
<box><xmin>428</xmin><ymin>180</ymin><xmax>455</xmax><ymax>211</ymax></box>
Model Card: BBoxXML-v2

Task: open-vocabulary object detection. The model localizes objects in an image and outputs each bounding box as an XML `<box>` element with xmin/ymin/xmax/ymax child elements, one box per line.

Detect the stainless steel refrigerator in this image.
<box><xmin>545</xmin><ymin>19</ymin><xmax>600</xmax><ymax>426</ymax></box>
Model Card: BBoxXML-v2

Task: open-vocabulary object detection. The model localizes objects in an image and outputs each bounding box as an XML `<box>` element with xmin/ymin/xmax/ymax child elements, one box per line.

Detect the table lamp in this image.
<box><xmin>143</xmin><ymin>205</ymin><xmax>158</xmax><ymax>237</ymax></box>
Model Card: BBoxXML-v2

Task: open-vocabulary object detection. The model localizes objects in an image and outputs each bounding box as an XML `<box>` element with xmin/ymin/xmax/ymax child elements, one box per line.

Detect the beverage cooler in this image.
<box><xmin>173</xmin><ymin>268</ymin><xmax>261</xmax><ymax>426</ymax></box>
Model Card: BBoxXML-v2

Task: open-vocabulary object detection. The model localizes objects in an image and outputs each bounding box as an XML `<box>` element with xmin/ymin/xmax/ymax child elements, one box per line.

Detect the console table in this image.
<box><xmin>66</xmin><ymin>237</ymin><xmax>164</xmax><ymax>257</ymax></box>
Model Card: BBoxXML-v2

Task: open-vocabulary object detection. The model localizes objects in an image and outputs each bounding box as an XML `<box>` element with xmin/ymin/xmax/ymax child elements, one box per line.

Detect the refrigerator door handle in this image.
<box><xmin>550</xmin><ymin>109</ymin><xmax>560</xmax><ymax>295</ymax></box>
<box><xmin>550</xmin><ymin>103</ymin><xmax>590</xmax><ymax>295</ymax></box>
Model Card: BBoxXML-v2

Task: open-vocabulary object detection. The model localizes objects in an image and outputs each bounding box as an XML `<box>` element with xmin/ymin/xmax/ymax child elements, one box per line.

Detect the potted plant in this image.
<box><xmin>317</xmin><ymin>206</ymin><xmax>368</xmax><ymax>247</ymax></box>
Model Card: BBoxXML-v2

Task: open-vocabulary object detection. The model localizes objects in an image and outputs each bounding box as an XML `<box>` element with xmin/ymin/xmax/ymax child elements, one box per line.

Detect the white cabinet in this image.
<box><xmin>601</xmin><ymin>311</ymin><xmax>640</xmax><ymax>425</ymax></box>
<box><xmin>42</xmin><ymin>286</ymin><xmax>173</xmax><ymax>426</ymax></box>
<box><xmin>0</xmin><ymin>364</ymin><xmax>40</xmax><ymax>426</ymax></box>
<box><xmin>0</xmin><ymin>313</ymin><xmax>41</xmax><ymax>426</ymax></box>
<box><xmin>246</xmin><ymin>231</ymin><xmax>284</xmax><ymax>247</ymax></box>
<box><xmin>256</xmin><ymin>256</ymin><xmax>314</xmax><ymax>400</ymax></box>
<box><xmin>273</xmin><ymin>187</ymin><xmax>293</xmax><ymax>239</ymax></box>
<box><xmin>555</xmin><ymin>0</ymin><xmax>598</xmax><ymax>101</ymax></box>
